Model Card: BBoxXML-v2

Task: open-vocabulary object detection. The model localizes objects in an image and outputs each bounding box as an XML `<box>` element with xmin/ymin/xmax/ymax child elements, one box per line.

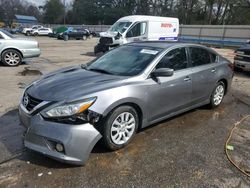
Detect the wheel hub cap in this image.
<box><xmin>213</xmin><ymin>85</ymin><xmax>224</xmax><ymax>105</ymax></box>
<box><xmin>111</xmin><ymin>112</ymin><xmax>136</xmax><ymax>145</ymax></box>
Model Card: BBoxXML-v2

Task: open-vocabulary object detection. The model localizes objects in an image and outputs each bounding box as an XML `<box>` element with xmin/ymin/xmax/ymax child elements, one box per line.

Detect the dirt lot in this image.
<box><xmin>0</xmin><ymin>37</ymin><xmax>249</xmax><ymax>188</ymax></box>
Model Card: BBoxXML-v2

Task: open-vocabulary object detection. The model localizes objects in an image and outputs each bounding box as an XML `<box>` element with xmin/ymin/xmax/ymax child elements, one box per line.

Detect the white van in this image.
<box><xmin>94</xmin><ymin>15</ymin><xmax>179</xmax><ymax>54</ymax></box>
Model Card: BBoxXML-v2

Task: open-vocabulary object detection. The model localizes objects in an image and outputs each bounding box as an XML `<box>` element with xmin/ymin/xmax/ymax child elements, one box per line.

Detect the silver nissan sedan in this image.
<box><xmin>19</xmin><ymin>42</ymin><xmax>234</xmax><ymax>165</ymax></box>
<box><xmin>0</xmin><ymin>29</ymin><xmax>40</xmax><ymax>66</ymax></box>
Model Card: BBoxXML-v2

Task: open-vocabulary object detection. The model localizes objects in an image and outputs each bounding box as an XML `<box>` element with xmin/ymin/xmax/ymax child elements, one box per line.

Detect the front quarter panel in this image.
<box><xmin>88</xmin><ymin>83</ymin><xmax>148</xmax><ymax>126</ymax></box>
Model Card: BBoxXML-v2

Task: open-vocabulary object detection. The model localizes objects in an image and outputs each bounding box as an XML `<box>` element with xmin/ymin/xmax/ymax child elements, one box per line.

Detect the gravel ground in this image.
<box><xmin>0</xmin><ymin>36</ymin><xmax>249</xmax><ymax>188</ymax></box>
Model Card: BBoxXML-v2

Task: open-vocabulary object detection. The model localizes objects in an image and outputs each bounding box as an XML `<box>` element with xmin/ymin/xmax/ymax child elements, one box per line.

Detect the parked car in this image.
<box><xmin>0</xmin><ymin>29</ymin><xmax>40</xmax><ymax>66</ymax></box>
<box><xmin>49</xmin><ymin>26</ymin><xmax>68</xmax><ymax>38</ymax></box>
<box><xmin>19</xmin><ymin>42</ymin><xmax>233</xmax><ymax>165</ymax></box>
<box><xmin>22</xmin><ymin>25</ymin><xmax>43</xmax><ymax>36</ymax></box>
<box><xmin>57</xmin><ymin>28</ymin><xmax>90</xmax><ymax>41</ymax></box>
<box><xmin>234</xmin><ymin>41</ymin><xmax>250</xmax><ymax>71</ymax></box>
<box><xmin>31</xmin><ymin>28</ymin><xmax>53</xmax><ymax>36</ymax></box>
<box><xmin>95</xmin><ymin>15</ymin><xmax>179</xmax><ymax>54</ymax></box>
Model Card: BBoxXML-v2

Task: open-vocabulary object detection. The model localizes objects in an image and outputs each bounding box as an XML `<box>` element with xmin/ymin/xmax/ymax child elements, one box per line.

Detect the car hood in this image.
<box><xmin>26</xmin><ymin>66</ymin><xmax>127</xmax><ymax>101</ymax></box>
<box><xmin>100</xmin><ymin>31</ymin><xmax>118</xmax><ymax>38</ymax></box>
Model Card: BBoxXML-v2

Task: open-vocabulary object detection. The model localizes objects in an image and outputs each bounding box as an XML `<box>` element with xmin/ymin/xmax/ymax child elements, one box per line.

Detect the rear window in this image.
<box><xmin>189</xmin><ymin>47</ymin><xmax>211</xmax><ymax>67</ymax></box>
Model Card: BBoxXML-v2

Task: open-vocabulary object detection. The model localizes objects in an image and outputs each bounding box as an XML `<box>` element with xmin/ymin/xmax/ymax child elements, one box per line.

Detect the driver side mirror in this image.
<box><xmin>151</xmin><ymin>68</ymin><xmax>174</xmax><ymax>77</ymax></box>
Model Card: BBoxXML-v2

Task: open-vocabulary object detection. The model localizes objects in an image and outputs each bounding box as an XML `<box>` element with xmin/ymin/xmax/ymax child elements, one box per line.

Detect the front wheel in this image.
<box><xmin>1</xmin><ymin>49</ymin><xmax>22</xmax><ymax>66</ymax></box>
<box><xmin>102</xmin><ymin>106</ymin><xmax>139</xmax><ymax>150</ymax></box>
<box><xmin>209</xmin><ymin>81</ymin><xmax>225</xmax><ymax>108</ymax></box>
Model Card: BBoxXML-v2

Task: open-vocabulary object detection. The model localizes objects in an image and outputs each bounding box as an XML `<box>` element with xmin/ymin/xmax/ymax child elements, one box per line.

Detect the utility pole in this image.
<box><xmin>63</xmin><ymin>0</ymin><xmax>66</xmax><ymax>25</ymax></box>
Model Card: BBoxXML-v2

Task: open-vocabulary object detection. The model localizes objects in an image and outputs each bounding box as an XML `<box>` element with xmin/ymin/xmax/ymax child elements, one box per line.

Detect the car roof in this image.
<box><xmin>127</xmin><ymin>41</ymin><xmax>217</xmax><ymax>52</ymax></box>
<box><xmin>127</xmin><ymin>41</ymin><xmax>201</xmax><ymax>49</ymax></box>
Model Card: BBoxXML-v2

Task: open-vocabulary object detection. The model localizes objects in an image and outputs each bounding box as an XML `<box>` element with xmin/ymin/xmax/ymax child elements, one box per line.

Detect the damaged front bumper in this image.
<box><xmin>19</xmin><ymin>104</ymin><xmax>102</xmax><ymax>165</ymax></box>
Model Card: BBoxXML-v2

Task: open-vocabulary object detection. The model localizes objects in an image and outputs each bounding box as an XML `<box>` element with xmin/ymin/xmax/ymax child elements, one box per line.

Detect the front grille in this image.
<box><xmin>99</xmin><ymin>37</ymin><xmax>113</xmax><ymax>45</ymax></box>
<box><xmin>23</xmin><ymin>93</ymin><xmax>43</xmax><ymax>111</ymax></box>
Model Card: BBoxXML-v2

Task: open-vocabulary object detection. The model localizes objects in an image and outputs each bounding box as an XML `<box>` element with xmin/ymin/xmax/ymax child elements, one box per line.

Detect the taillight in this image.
<box><xmin>228</xmin><ymin>62</ymin><xmax>234</xmax><ymax>71</ymax></box>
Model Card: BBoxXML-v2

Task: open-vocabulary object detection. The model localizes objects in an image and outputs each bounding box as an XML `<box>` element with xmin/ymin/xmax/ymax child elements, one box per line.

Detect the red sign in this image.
<box><xmin>161</xmin><ymin>23</ymin><xmax>173</xmax><ymax>28</ymax></box>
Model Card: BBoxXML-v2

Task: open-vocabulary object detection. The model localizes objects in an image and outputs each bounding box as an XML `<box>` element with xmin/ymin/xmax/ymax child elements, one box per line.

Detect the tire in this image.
<box><xmin>26</xmin><ymin>31</ymin><xmax>30</xmax><ymax>36</ymax></box>
<box><xmin>101</xmin><ymin>106</ymin><xmax>139</xmax><ymax>151</ymax></box>
<box><xmin>64</xmin><ymin>35</ymin><xmax>69</xmax><ymax>41</ymax></box>
<box><xmin>209</xmin><ymin>81</ymin><xmax>225</xmax><ymax>108</ymax></box>
<box><xmin>82</xmin><ymin>35</ymin><xmax>87</xmax><ymax>40</ymax></box>
<box><xmin>88</xmin><ymin>34</ymin><xmax>93</xmax><ymax>39</ymax></box>
<box><xmin>1</xmin><ymin>49</ymin><xmax>22</xmax><ymax>66</ymax></box>
<box><xmin>34</xmin><ymin>32</ymin><xmax>38</xmax><ymax>36</ymax></box>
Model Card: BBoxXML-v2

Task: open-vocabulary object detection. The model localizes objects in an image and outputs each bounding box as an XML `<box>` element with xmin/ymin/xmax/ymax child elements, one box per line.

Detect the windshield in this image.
<box><xmin>108</xmin><ymin>21</ymin><xmax>132</xmax><ymax>33</ymax></box>
<box><xmin>86</xmin><ymin>45</ymin><xmax>162</xmax><ymax>76</ymax></box>
<box><xmin>0</xmin><ymin>29</ymin><xmax>15</xmax><ymax>38</ymax></box>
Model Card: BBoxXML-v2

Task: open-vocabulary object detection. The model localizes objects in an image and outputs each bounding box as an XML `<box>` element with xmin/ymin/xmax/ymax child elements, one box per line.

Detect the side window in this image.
<box><xmin>210</xmin><ymin>53</ymin><xmax>217</xmax><ymax>63</ymax></box>
<box><xmin>189</xmin><ymin>47</ymin><xmax>211</xmax><ymax>67</ymax></box>
<box><xmin>0</xmin><ymin>34</ymin><xmax>3</xmax><ymax>39</ymax></box>
<box><xmin>156</xmin><ymin>47</ymin><xmax>188</xmax><ymax>71</ymax></box>
<box><xmin>126</xmin><ymin>22</ymin><xmax>146</xmax><ymax>38</ymax></box>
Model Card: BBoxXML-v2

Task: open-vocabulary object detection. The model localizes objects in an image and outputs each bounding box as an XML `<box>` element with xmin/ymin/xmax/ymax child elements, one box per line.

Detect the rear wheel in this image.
<box><xmin>82</xmin><ymin>35</ymin><xmax>87</xmax><ymax>40</ymax></box>
<box><xmin>209</xmin><ymin>81</ymin><xmax>225</xmax><ymax>108</ymax></box>
<box><xmin>102</xmin><ymin>106</ymin><xmax>139</xmax><ymax>150</ymax></box>
<box><xmin>88</xmin><ymin>34</ymin><xmax>93</xmax><ymax>39</ymax></box>
<box><xmin>63</xmin><ymin>35</ymin><xmax>69</xmax><ymax>41</ymax></box>
<box><xmin>1</xmin><ymin>49</ymin><xmax>22</xmax><ymax>66</ymax></box>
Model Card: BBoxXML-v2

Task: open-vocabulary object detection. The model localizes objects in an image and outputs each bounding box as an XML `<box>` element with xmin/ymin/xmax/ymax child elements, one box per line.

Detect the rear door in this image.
<box><xmin>188</xmin><ymin>47</ymin><xmax>219</xmax><ymax>104</ymax></box>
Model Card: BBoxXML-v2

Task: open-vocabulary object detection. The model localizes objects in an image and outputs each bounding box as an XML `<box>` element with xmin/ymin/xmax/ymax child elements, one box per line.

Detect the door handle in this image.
<box><xmin>211</xmin><ymin>68</ymin><xmax>216</xmax><ymax>73</ymax></box>
<box><xmin>184</xmin><ymin>76</ymin><xmax>191</xmax><ymax>81</ymax></box>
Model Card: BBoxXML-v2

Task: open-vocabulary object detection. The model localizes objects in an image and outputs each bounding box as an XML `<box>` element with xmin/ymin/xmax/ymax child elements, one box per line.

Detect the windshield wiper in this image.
<box><xmin>87</xmin><ymin>68</ymin><xmax>113</xmax><ymax>75</ymax></box>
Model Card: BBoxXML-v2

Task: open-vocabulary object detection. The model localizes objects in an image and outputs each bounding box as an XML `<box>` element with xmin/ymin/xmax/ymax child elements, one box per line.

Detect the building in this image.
<box><xmin>15</xmin><ymin>14</ymin><xmax>38</xmax><ymax>25</ymax></box>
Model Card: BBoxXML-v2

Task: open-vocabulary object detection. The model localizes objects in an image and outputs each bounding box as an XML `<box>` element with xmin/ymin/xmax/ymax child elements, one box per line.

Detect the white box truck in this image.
<box><xmin>94</xmin><ymin>15</ymin><xmax>179</xmax><ymax>54</ymax></box>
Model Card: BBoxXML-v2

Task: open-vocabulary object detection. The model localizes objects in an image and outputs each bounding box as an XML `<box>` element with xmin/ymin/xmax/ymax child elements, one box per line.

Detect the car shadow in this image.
<box><xmin>0</xmin><ymin>109</ymin><xmax>25</xmax><ymax>163</ymax></box>
<box><xmin>234</xmin><ymin>69</ymin><xmax>250</xmax><ymax>77</ymax></box>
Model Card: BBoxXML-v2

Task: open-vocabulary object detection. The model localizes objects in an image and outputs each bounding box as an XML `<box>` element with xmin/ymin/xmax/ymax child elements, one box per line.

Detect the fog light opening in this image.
<box><xmin>55</xmin><ymin>143</ymin><xmax>64</xmax><ymax>152</ymax></box>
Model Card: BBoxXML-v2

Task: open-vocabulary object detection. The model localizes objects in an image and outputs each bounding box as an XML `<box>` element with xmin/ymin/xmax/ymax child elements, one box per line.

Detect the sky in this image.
<box><xmin>25</xmin><ymin>0</ymin><xmax>73</xmax><ymax>7</ymax></box>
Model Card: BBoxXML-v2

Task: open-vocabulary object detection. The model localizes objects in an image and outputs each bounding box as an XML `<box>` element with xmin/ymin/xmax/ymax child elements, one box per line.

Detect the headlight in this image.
<box><xmin>46</xmin><ymin>97</ymin><xmax>96</xmax><ymax>117</ymax></box>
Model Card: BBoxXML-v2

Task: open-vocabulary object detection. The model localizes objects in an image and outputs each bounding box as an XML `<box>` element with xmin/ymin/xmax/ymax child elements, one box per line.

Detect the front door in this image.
<box><xmin>125</xmin><ymin>22</ymin><xmax>147</xmax><ymax>43</ymax></box>
<box><xmin>146</xmin><ymin>47</ymin><xmax>192</xmax><ymax>123</ymax></box>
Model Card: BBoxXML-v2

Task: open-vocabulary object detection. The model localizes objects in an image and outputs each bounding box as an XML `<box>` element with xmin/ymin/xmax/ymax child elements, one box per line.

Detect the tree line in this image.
<box><xmin>1</xmin><ymin>0</ymin><xmax>250</xmax><ymax>26</ymax></box>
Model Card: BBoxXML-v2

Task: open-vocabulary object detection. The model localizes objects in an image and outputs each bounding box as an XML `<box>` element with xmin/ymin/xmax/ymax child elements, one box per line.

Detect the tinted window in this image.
<box><xmin>87</xmin><ymin>45</ymin><xmax>162</xmax><ymax>76</ymax></box>
<box><xmin>189</xmin><ymin>47</ymin><xmax>211</xmax><ymax>67</ymax></box>
<box><xmin>126</xmin><ymin>22</ymin><xmax>146</xmax><ymax>38</ymax></box>
<box><xmin>0</xmin><ymin>34</ymin><xmax>3</xmax><ymax>39</ymax></box>
<box><xmin>156</xmin><ymin>47</ymin><xmax>188</xmax><ymax>71</ymax></box>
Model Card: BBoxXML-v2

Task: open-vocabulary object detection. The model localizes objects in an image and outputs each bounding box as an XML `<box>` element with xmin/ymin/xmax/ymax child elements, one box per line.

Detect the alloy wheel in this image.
<box><xmin>4</xmin><ymin>51</ymin><xmax>21</xmax><ymax>66</ymax></box>
<box><xmin>213</xmin><ymin>84</ymin><xmax>224</xmax><ymax>106</ymax></box>
<box><xmin>110</xmin><ymin>112</ymin><xmax>136</xmax><ymax>145</ymax></box>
